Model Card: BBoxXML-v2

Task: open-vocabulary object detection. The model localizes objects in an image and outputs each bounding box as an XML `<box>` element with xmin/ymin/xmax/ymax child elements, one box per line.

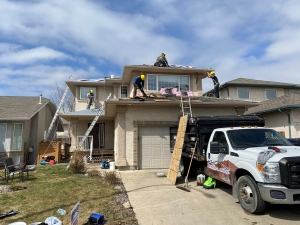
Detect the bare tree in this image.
<box><xmin>50</xmin><ymin>81</ymin><xmax>75</xmax><ymax>113</ymax></box>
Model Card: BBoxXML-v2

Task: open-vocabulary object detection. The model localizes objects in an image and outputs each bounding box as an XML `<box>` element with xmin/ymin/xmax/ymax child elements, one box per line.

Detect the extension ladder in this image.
<box><xmin>180</xmin><ymin>94</ymin><xmax>192</xmax><ymax>117</ymax></box>
<box><xmin>44</xmin><ymin>76</ymin><xmax>72</xmax><ymax>141</ymax></box>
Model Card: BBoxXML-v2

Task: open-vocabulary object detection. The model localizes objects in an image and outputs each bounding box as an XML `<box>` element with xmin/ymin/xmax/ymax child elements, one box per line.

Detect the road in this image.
<box><xmin>120</xmin><ymin>169</ymin><xmax>300</xmax><ymax>225</ymax></box>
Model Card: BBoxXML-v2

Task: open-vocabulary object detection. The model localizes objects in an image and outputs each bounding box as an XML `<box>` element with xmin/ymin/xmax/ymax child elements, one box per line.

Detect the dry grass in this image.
<box><xmin>0</xmin><ymin>164</ymin><xmax>138</xmax><ymax>225</ymax></box>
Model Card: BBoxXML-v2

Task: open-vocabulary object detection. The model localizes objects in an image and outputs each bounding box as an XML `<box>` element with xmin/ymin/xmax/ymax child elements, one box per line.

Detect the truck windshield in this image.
<box><xmin>227</xmin><ymin>128</ymin><xmax>293</xmax><ymax>150</ymax></box>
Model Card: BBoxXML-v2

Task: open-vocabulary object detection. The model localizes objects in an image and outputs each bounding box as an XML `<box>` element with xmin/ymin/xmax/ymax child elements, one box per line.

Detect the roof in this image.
<box><xmin>245</xmin><ymin>94</ymin><xmax>300</xmax><ymax>115</ymax></box>
<box><xmin>0</xmin><ymin>96</ymin><xmax>56</xmax><ymax>120</ymax></box>
<box><xmin>60</xmin><ymin>95</ymin><xmax>261</xmax><ymax>119</ymax></box>
<box><xmin>222</xmin><ymin>78</ymin><xmax>300</xmax><ymax>88</ymax></box>
<box><xmin>121</xmin><ymin>65</ymin><xmax>212</xmax><ymax>83</ymax></box>
<box><xmin>203</xmin><ymin>78</ymin><xmax>300</xmax><ymax>96</ymax></box>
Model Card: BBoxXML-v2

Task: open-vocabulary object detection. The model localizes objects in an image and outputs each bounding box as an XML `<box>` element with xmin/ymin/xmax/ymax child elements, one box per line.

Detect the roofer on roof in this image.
<box><xmin>154</xmin><ymin>52</ymin><xmax>169</xmax><ymax>67</ymax></box>
<box><xmin>132</xmin><ymin>74</ymin><xmax>147</xmax><ymax>98</ymax></box>
<box><xmin>207</xmin><ymin>71</ymin><xmax>220</xmax><ymax>98</ymax></box>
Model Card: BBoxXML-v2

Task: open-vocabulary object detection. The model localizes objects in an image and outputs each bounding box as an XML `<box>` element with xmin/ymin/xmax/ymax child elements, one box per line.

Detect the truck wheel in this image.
<box><xmin>237</xmin><ymin>175</ymin><xmax>266</xmax><ymax>214</ymax></box>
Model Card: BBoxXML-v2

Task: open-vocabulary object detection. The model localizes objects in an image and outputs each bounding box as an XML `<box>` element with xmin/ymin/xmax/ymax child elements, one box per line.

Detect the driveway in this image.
<box><xmin>120</xmin><ymin>169</ymin><xmax>300</xmax><ymax>225</ymax></box>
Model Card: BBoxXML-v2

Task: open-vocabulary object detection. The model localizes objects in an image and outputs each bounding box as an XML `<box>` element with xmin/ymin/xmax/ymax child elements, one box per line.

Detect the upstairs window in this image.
<box><xmin>265</xmin><ymin>89</ymin><xmax>277</xmax><ymax>100</ymax></box>
<box><xmin>147</xmin><ymin>75</ymin><xmax>190</xmax><ymax>91</ymax></box>
<box><xmin>0</xmin><ymin>123</ymin><xmax>7</xmax><ymax>152</ymax></box>
<box><xmin>80</xmin><ymin>87</ymin><xmax>96</xmax><ymax>99</ymax></box>
<box><xmin>237</xmin><ymin>89</ymin><xmax>250</xmax><ymax>100</ymax></box>
<box><xmin>13</xmin><ymin>123</ymin><xmax>23</xmax><ymax>151</ymax></box>
<box><xmin>120</xmin><ymin>85</ymin><xmax>128</xmax><ymax>98</ymax></box>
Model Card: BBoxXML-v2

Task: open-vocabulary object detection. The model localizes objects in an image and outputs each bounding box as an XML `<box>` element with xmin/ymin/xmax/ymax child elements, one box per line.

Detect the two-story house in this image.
<box><xmin>204</xmin><ymin>78</ymin><xmax>300</xmax><ymax>139</ymax></box>
<box><xmin>204</xmin><ymin>78</ymin><xmax>300</xmax><ymax>101</ymax></box>
<box><xmin>60</xmin><ymin>65</ymin><xmax>261</xmax><ymax>170</ymax></box>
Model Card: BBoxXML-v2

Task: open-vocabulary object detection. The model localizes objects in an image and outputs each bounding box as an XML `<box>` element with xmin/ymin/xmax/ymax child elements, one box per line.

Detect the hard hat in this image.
<box><xmin>90</xmin><ymin>89</ymin><xmax>94</xmax><ymax>93</ymax></box>
<box><xmin>141</xmin><ymin>74</ymin><xmax>145</xmax><ymax>80</ymax></box>
<box><xmin>162</xmin><ymin>52</ymin><xmax>166</xmax><ymax>56</ymax></box>
<box><xmin>209</xmin><ymin>71</ymin><xmax>215</xmax><ymax>75</ymax></box>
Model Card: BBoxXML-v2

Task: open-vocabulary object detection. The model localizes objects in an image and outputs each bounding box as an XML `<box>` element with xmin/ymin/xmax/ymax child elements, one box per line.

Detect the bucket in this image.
<box><xmin>109</xmin><ymin>161</ymin><xmax>115</xmax><ymax>170</ymax></box>
<box><xmin>197</xmin><ymin>174</ymin><xmax>205</xmax><ymax>186</ymax></box>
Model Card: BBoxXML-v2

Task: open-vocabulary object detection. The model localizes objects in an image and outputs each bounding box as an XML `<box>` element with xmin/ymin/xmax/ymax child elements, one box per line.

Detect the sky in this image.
<box><xmin>1</xmin><ymin>0</ymin><xmax>300</xmax><ymax>101</ymax></box>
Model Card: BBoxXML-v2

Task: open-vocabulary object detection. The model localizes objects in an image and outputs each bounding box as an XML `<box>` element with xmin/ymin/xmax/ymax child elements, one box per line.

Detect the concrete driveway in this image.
<box><xmin>120</xmin><ymin>169</ymin><xmax>300</xmax><ymax>225</ymax></box>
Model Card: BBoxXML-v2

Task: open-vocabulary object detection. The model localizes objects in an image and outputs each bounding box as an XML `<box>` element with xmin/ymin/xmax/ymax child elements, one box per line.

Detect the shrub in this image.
<box><xmin>87</xmin><ymin>169</ymin><xmax>101</xmax><ymax>178</ymax></box>
<box><xmin>103</xmin><ymin>171</ymin><xmax>120</xmax><ymax>185</ymax></box>
<box><xmin>69</xmin><ymin>150</ymin><xmax>85</xmax><ymax>174</ymax></box>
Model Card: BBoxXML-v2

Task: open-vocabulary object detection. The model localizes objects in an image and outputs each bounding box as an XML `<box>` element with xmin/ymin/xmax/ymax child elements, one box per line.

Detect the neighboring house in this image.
<box><xmin>246</xmin><ymin>94</ymin><xmax>300</xmax><ymax>139</ymax></box>
<box><xmin>59</xmin><ymin>65</ymin><xmax>261</xmax><ymax>170</ymax></box>
<box><xmin>204</xmin><ymin>78</ymin><xmax>300</xmax><ymax>101</ymax></box>
<box><xmin>0</xmin><ymin>96</ymin><xmax>57</xmax><ymax>165</ymax></box>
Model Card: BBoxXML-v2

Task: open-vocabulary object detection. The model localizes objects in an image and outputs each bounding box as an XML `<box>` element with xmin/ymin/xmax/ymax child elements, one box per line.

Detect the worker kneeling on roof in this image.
<box><xmin>132</xmin><ymin>74</ymin><xmax>147</xmax><ymax>98</ymax></box>
<box><xmin>154</xmin><ymin>52</ymin><xmax>169</xmax><ymax>67</ymax></box>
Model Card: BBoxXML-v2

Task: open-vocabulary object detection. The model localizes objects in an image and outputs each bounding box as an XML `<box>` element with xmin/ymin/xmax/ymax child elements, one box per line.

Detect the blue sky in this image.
<box><xmin>1</xmin><ymin>0</ymin><xmax>300</xmax><ymax>99</ymax></box>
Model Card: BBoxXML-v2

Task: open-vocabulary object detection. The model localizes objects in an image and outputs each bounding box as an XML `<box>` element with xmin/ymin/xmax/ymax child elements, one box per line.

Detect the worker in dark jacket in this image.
<box><xmin>207</xmin><ymin>71</ymin><xmax>220</xmax><ymax>98</ymax></box>
<box><xmin>133</xmin><ymin>74</ymin><xmax>147</xmax><ymax>97</ymax></box>
<box><xmin>154</xmin><ymin>52</ymin><xmax>169</xmax><ymax>67</ymax></box>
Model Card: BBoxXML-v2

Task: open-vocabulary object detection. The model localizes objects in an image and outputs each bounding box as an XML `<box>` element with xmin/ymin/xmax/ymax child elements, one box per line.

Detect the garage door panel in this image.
<box><xmin>139</xmin><ymin>126</ymin><xmax>172</xmax><ymax>169</ymax></box>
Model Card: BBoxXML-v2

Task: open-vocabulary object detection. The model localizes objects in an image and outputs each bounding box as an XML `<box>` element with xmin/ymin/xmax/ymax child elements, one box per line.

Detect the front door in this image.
<box><xmin>88</xmin><ymin>123</ymin><xmax>105</xmax><ymax>149</ymax></box>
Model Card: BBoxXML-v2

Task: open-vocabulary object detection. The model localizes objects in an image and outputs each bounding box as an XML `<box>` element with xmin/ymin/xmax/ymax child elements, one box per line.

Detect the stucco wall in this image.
<box><xmin>221</xmin><ymin>87</ymin><xmax>285</xmax><ymax>101</ymax></box>
<box><xmin>115</xmin><ymin>105</ymin><xmax>241</xmax><ymax>168</ymax></box>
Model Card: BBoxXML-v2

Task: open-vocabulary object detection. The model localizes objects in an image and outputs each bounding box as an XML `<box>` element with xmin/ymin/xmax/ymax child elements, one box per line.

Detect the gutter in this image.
<box><xmin>278</xmin><ymin>108</ymin><xmax>291</xmax><ymax>138</ymax></box>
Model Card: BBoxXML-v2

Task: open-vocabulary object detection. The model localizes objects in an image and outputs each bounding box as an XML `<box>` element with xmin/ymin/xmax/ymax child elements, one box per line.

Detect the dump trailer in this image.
<box><xmin>178</xmin><ymin>115</ymin><xmax>300</xmax><ymax>214</ymax></box>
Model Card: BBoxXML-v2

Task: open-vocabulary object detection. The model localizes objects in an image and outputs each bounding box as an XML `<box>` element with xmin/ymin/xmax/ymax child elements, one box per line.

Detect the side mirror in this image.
<box><xmin>210</xmin><ymin>141</ymin><xmax>220</xmax><ymax>154</ymax></box>
<box><xmin>210</xmin><ymin>141</ymin><xmax>229</xmax><ymax>154</ymax></box>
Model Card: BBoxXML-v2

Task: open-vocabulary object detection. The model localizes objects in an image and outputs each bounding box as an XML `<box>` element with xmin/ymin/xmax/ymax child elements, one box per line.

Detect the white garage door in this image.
<box><xmin>138</xmin><ymin>126</ymin><xmax>172</xmax><ymax>169</ymax></box>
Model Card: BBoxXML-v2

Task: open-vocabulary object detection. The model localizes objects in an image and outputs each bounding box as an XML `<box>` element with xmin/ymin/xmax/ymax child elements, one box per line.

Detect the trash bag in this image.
<box><xmin>45</xmin><ymin>216</ymin><xmax>62</xmax><ymax>225</ymax></box>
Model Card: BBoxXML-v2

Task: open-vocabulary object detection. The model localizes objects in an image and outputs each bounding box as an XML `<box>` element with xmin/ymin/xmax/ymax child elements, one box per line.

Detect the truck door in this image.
<box><xmin>207</xmin><ymin>131</ymin><xmax>232</xmax><ymax>185</ymax></box>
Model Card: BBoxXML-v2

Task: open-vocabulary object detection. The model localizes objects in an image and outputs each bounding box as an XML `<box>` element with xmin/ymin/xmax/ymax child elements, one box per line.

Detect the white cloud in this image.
<box><xmin>0</xmin><ymin>46</ymin><xmax>69</xmax><ymax>65</ymax></box>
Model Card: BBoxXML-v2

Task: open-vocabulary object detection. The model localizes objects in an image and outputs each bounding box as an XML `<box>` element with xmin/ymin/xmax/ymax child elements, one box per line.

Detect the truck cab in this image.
<box><xmin>207</xmin><ymin>127</ymin><xmax>300</xmax><ymax>213</ymax></box>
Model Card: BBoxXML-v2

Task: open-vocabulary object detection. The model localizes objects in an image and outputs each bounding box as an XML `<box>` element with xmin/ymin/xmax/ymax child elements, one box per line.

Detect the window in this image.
<box><xmin>120</xmin><ymin>85</ymin><xmax>128</xmax><ymax>98</ymax></box>
<box><xmin>265</xmin><ymin>90</ymin><xmax>277</xmax><ymax>100</ymax></box>
<box><xmin>0</xmin><ymin>123</ymin><xmax>7</xmax><ymax>152</ymax></box>
<box><xmin>147</xmin><ymin>75</ymin><xmax>190</xmax><ymax>91</ymax></box>
<box><xmin>13</xmin><ymin>123</ymin><xmax>23</xmax><ymax>151</ymax></box>
<box><xmin>237</xmin><ymin>89</ymin><xmax>250</xmax><ymax>100</ymax></box>
<box><xmin>80</xmin><ymin>87</ymin><xmax>96</xmax><ymax>99</ymax></box>
<box><xmin>291</xmin><ymin>91</ymin><xmax>300</xmax><ymax>95</ymax></box>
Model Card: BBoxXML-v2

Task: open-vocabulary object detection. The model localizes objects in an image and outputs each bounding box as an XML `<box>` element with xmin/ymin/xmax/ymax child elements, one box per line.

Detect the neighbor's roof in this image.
<box><xmin>221</xmin><ymin>78</ymin><xmax>300</xmax><ymax>88</ymax></box>
<box><xmin>0</xmin><ymin>96</ymin><xmax>56</xmax><ymax>120</ymax></box>
<box><xmin>203</xmin><ymin>78</ymin><xmax>300</xmax><ymax>96</ymax></box>
<box><xmin>246</xmin><ymin>94</ymin><xmax>300</xmax><ymax>115</ymax></box>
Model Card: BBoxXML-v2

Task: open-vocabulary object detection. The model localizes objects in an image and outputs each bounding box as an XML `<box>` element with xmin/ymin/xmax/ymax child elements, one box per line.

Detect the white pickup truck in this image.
<box><xmin>179</xmin><ymin>116</ymin><xmax>300</xmax><ymax>213</ymax></box>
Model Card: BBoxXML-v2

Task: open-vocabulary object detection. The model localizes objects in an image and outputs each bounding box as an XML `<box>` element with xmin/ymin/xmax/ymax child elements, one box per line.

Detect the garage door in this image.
<box><xmin>138</xmin><ymin>126</ymin><xmax>172</xmax><ymax>169</ymax></box>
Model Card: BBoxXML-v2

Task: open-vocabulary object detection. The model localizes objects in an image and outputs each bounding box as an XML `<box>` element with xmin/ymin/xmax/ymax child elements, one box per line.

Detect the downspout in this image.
<box><xmin>278</xmin><ymin>108</ymin><xmax>291</xmax><ymax>138</ymax></box>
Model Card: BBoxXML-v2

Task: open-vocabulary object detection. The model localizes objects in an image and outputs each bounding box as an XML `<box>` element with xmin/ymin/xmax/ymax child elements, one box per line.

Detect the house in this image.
<box><xmin>204</xmin><ymin>78</ymin><xmax>300</xmax><ymax>101</ymax></box>
<box><xmin>203</xmin><ymin>78</ymin><xmax>300</xmax><ymax>139</ymax></box>
<box><xmin>0</xmin><ymin>96</ymin><xmax>57</xmax><ymax>165</ymax></box>
<box><xmin>59</xmin><ymin>65</ymin><xmax>261</xmax><ymax>170</ymax></box>
<box><xmin>246</xmin><ymin>94</ymin><xmax>300</xmax><ymax>139</ymax></box>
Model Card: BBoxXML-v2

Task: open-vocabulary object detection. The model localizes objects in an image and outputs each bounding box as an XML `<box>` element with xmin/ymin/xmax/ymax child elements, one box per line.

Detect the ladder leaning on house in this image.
<box><xmin>180</xmin><ymin>94</ymin><xmax>192</xmax><ymax>117</ymax></box>
<box><xmin>44</xmin><ymin>76</ymin><xmax>72</xmax><ymax>141</ymax></box>
<box><xmin>77</xmin><ymin>93</ymin><xmax>111</xmax><ymax>151</ymax></box>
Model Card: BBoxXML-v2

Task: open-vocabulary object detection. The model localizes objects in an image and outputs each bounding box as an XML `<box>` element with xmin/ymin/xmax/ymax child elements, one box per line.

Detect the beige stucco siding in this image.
<box><xmin>222</xmin><ymin>87</ymin><xmax>285</xmax><ymax>102</ymax></box>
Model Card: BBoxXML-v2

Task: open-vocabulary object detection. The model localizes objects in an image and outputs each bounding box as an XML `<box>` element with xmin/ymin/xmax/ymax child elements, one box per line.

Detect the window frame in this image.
<box><xmin>80</xmin><ymin>87</ymin><xmax>96</xmax><ymax>100</ymax></box>
<box><xmin>120</xmin><ymin>85</ymin><xmax>128</xmax><ymax>98</ymax></box>
<box><xmin>12</xmin><ymin>123</ymin><xmax>23</xmax><ymax>151</ymax></box>
<box><xmin>0</xmin><ymin>123</ymin><xmax>7</xmax><ymax>152</ymax></box>
<box><xmin>147</xmin><ymin>74</ymin><xmax>190</xmax><ymax>92</ymax></box>
<box><xmin>237</xmin><ymin>88</ymin><xmax>250</xmax><ymax>100</ymax></box>
<box><xmin>265</xmin><ymin>89</ymin><xmax>277</xmax><ymax>100</ymax></box>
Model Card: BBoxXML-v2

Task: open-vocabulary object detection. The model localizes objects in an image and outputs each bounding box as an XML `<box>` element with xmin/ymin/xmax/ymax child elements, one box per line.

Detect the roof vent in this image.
<box><xmin>39</xmin><ymin>94</ymin><xmax>42</xmax><ymax>104</ymax></box>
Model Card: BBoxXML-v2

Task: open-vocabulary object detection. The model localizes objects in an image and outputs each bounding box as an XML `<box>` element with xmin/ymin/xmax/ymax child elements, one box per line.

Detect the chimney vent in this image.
<box><xmin>39</xmin><ymin>94</ymin><xmax>42</xmax><ymax>104</ymax></box>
